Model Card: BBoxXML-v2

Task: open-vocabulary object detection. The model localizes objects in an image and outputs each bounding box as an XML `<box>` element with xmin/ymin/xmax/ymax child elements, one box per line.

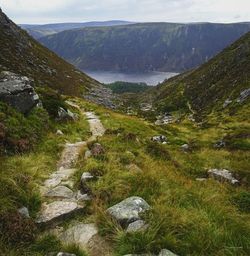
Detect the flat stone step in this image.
<box><xmin>59</xmin><ymin>223</ymin><xmax>98</xmax><ymax>249</ymax></box>
<box><xmin>36</xmin><ymin>201</ymin><xmax>84</xmax><ymax>227</ymax></box>
<box><xmin>44</xmin><ymin>186</ymin><xmax>74</xmax><ymax>199</ymax></box>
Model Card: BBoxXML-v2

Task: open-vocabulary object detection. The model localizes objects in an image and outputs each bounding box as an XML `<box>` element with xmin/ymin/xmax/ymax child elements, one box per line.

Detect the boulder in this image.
<box><xmin>76</xmin><ymin>190</ymin><xmax>92</xmax><ymax>202</ymax></box>
<box><xmin>214</xmin><ymin>140</ymin><xmax>226</xmax><ymax>149</ymax></box>
<box><xmin>208</xmin><ymin>169</ymin><xmax>239</xmax><ymax>185</ymax></box>
<box><xmin>126</xmin><ymin>220</ymin><xmax>148</xmax><ymax>233</ymax></box>
<box><xmin>159</xmin><ymin>249</ymin><xmax>178</xmax><ymax>256</ymax></box>
<box><xmin>0</xmin><ymin>71</ymin><xmax>40</xmax><ymax>114</ymax></box>
<box><xmin>84</xmin><ymin>150</ymin><xmax>92</xmax><ymax>159</ymax></box>
<box><xmin>59</xmin><ymin>223</ymin><xmax>98</xmax><ymax>250</ymax></box>
<box><xmin>151</xmin><ymin>135</ymin><xmax>167</xmax><ymax>144</ymax></box>
<box><xmin>107</xmin><ymin>196</ymin><xmax>150</xmax><ymax>226</ymax></box>
<box><xmin>91</xmin><ymin>143</ymin><xmax>105</xmax><ymax>156</ymax></box>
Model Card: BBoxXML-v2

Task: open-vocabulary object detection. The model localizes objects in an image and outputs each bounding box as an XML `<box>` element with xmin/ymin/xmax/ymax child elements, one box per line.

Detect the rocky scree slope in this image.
<box><xmin>143</xmin><ymin>31</ymin><xmax>250</xmax><ymax>116</ymax></box>
<box><xmin>0</xmin><ymin>8</ymin><xmax>105</xmax><ymax>97</ymax></box>
<box><xmin>39</xmin><ymin>22</ymin><xmax>250</xmax><ymax>73</ymax></box>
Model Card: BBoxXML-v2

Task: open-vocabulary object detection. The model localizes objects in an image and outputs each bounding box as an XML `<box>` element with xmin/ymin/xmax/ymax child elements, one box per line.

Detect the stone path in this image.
<box><xmin>36</xmin><ymin>103</ymin><xmax>112</xmax><ymax>255</ymax></box>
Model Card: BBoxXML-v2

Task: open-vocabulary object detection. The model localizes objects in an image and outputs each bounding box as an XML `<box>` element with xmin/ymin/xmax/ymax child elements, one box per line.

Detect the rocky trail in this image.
<box><xmin>36</xmin><ymin>104</ymin><xmax>111</xmax><ymax>256</ymax></box>
<box><xmin>35</xmin><ymin>103</ymin><xmax>178</xmax><ymax>256</ymax></box>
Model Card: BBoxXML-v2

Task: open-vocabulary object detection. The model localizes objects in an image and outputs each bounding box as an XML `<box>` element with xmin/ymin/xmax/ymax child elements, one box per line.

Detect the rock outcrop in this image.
<box><xmin>208</xmin><ymin>169</ymin><xmax>239</xmax><ymax>185</ymax></box>
<box><xmin>0</xmin><ymin>71</ymin><xmax>40</xmax><ymax>113</ymax></box>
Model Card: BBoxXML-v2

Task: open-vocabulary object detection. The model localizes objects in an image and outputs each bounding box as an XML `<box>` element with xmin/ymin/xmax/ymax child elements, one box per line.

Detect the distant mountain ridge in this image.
<box><xmin>38</xmin><ymin>22</ymin><xmax>250</xmax><ymax>73</ymax></box>
<box><xmin>20</xmin><ymin>20</ymin><xmax>134</xmax><ymax>39</ymax></box>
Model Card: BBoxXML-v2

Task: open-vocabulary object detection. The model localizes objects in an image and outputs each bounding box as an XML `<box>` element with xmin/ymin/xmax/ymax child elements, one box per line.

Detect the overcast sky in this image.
<box><xmin>0</xmin><ymin>0</ymin><xmax>250</xmax><ymax>24</ymax></box>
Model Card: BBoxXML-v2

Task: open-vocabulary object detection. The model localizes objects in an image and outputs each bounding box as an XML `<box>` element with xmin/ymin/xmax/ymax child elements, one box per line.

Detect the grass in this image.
<box><xmin>0</xmin><ymin>97</ymin><xmax>249</xmax><ymax>255</ymax></box>
<box><xmin>70</xmin><ymin>99</ymin><xmax>250</xmax><ymax>256</ymax></box>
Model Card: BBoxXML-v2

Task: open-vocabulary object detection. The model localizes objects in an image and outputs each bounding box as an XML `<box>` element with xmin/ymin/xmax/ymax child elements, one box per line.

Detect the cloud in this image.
<box><xmin>0</xmin><ymin>0</ymin><xmax>250</xmax><ymax>24</ymax></box>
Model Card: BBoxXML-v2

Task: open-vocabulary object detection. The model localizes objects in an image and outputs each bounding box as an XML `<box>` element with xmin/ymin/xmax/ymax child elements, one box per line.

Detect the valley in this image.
<box><xmin>0</xmin><ymin>5</ymin><xmax>249</xmax><ymax>256</ymax></box>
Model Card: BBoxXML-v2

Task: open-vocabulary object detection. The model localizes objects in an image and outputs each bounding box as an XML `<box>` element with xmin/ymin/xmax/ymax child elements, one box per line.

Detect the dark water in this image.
<box><xmin>84</xmin><ymin>70</ymin><xmax>178</xmax><ymax>85</ymax></box>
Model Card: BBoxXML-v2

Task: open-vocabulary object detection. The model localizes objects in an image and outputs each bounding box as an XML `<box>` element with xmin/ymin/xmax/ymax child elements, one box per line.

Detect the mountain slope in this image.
<box><xmin>0</xmin><ymin>8</ymin><xmax>102</xmax><ymax>96</ymax></box>
<box><xmin>39</xmin><ymin>22</ymin><xmax>250</xmax><ymax>73</ymax></box>
<box><xmin>146</xmin><ymin>32</ymin><xmax>250</xmax><ymax>116</ymax></box>
<box><xmin>21</xmin><ymin>20</ymin><xmax>133</xmax><ymax>39</ymax></box>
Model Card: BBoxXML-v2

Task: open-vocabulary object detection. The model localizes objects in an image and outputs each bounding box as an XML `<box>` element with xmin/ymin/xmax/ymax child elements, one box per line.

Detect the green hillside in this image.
<box><xmin>0</xmin><ymin>8</ymin><xmax>101</xmax><ymax>96</ymax></box>
<box><xmin>146</xmin><ymin>32</ymin><xmax>250</xmax><ymax>117</ymax></box>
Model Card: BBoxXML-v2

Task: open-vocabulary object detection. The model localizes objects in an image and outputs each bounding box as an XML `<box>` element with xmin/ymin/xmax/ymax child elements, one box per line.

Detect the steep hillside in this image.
<box><xmin>39</xmin><ymin>22</ymin><xmax>250</xmax><ymax>73</ymax></box>
<box><xmin>21</xmin><ymin>20</ymin><xmax>133</xmax><ymax>39</ymax></box>
<box><xmin>0</xmin><ymin>8</ymin><xmax>102</xmax><ymax>96</ymax></box>
<box><xmin>147</xmin><ymin>31</ymin><xmax>250</xmax><ymax>116</ymax></box>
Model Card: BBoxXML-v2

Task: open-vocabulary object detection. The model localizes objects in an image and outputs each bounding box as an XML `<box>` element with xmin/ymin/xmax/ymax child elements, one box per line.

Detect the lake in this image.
<box><xmin>84</xmin><ymin>70</ymin><xmax>179</xmax><ymax>85</ymax></box>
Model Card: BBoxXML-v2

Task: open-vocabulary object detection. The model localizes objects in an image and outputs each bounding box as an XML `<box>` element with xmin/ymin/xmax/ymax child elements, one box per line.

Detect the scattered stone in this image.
<box><xmin>18</xmin><ymin>207</ymin><xmax>30</xmax><ymax>218</ymax></box>
<box><xmin>59</xmin><ymin>223</ymin><xmax>98</xmax><ymax>250</ymax></box>
<box><xmin>81</xmin><ymin>172</ymin><xmax>94</xmax><ymax>183</ymax></box>
<box><xmin>126</xmin><ymin>220</ymin><xmax>149</xmax><ymax>233</ymax></box>
<box><xmin>56</xmin><ymin>130</ymin><xmax>64</xmax><ymax>136</ymax></box>
<box><xmin>181</xmin><ymin>144</ymin><xmax>189</xmax><ymax>152</ymax></box>
<box><xmin>151</xmin><ymin>135</ymin><xmax>167</xmax><ymax>144</ymax></box>
<box><xmin>107</xmin><ymin>196</ymin><xmax>150</xmax><ymax>226</ymax></box>
<box><xmin>223</xmin><ymin>99</ymin><xmax>232</xmax><ymax>108</ymax></box>
<box><xmin>45</xmin><ymin>186</ymin><xmax>74</xmax><ymax>199</ymax></box>
<box><xmin>84</xmin><ymin>150</ymin><xmax>92</xmax><ymax>159</ymax></box>
<box><xmin>91</xmin><ymin>143</ymin><xmax>105</xmax><ymax>156</ymax></box>
<box><xmin>36</xmin><ymin>201</ymin><xmax>83</xmax><ymax>226</ymax></box>
<box><xmin>196</xmin><ymin>178</ymin><xmax>207</xmax><ymax>182</ymax></box>
<box><xmin>208</xmin><ymin>169</ymin><xmax>239</xmax><ymax>185</ymax></box>
<box><xmin>0</xmin><ymin>71</ymin><xmax>40</xmax><ymax>114</ymax></box>
<box><xmin>57</xmin><ymin>107</ymin><xmax>76</xmax><ymax>121</ymax></box>
<box><xmin>76</xmin><ymin>190</ymin><xmax>92</xmax><ymax>202</ymax></box>
<box><xmin>57</xmin><ymin>253</ymin><xmax>76</xmax><ymax>256</ymax></box>
<box><xmin>155</xmin><ymin>113</ymin><xmax>174</xmax><ymax>125</ymax></box>
<box><xmin>140</xmin><ymin>103</ymin><xmax>153</xmax><ymax>112</ymax></box>
<box><xmin>237</xmin><ymin>88</ymin><xmax>250</xmax><ymax>103</ymax></box>
<box><xmin>159</xmin><ymin>249</ymin><xmax>178</xmax><ymax>256</ymax></box>
<box><xmin>214</xmin><ymin>140</ymin><xmax>226</xmax><ymax>149</ymax></box>
<box><xmin>126</xmin><ymin>164</ymin><xmax>142</xmax><ymax>173</ymax></box>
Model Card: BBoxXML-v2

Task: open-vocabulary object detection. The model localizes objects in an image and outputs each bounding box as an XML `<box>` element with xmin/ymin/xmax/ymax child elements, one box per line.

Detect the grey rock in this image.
<box><xmin>18</xmin><ymin>207</ymin><xmax>30</xmax><ymax>218</ymax></box>
<box><xmin>237</xmin><ymin>88</ymin><xmax>250</xmax><ymax>103</ymax></box>
<box><xmin>76</xmin><ymin>190</ymin><xmax>92</xmax><ymax>202</ymax></box>
<box><xmin>107</xmin><ymin>196</ymin><xmax>150</xmax><ymax>226</ymax></box>
<box><xmin>84</xmin><ymin>150</ymin><xmax>92</xmax><ymax>159</ymax></box>
<box><xmin>214</xmin><ymin>140</ymin><xmax>226</xmax><ymax>149</ymax></box>
<box><xmin>181</xmin><ymin>144</ymin><xmax>189</xmax><ymax>151</ymax></box>
<box><xmin>57</xmin><ymin>107</ymin><xmax>76</xmax><ymax>121</ymax></box>
<box><xmin>223</xmin><ymin>99</ymin><xmax>232</xmax><ymax>108</ymax></box>
<box><xmin>56</xmin><ymin>130</ymin><xmax>64</xmax><ymax>136</ymax></box>
<box><xmin>208</xmin><ymin>169</ymin><xmax>239</xmax><ymax>185</ymax></box>
<box><xmin>59</xmin><ymin>223</ymin><xmax>98</xmax><ymax>250</ymax></box>
<box><xmin>151</xmin><ymin>135</ymin><xmax>167</xmax><ymax>143</ymax></box>
<box><xmin>81</xmin><ymin>172</ymin><xmax>94</xmax><ymax>183</ymax></box>
<box><xmin>45</xmin><ymin>186</ymin><xmax>74</xmax><ymax>199</ymax></box>
<box><xmin>155</xmin><ymin>113</ymin><xmax>173</xmax><ymax>125</ymax></box>
<box><xmin>159</xmin><ymin>249</ymin><xmax>178</xmax><ymax>256</ymax></box>
<box><xmin>126</xmin><ymin>220</ymin><xmax>148</xmax><ymax>233</ymax></box>
<box><xmin>36</xmin><ymin>201</ymin><xmax>83</xmax><ymax>226</ymax></box>
<box><xmin>0</xmin><ymin>71</ymin><xmax>40</xmax><ymax>114</ymax></box>
<box><xmin>57</xmin><ymin>253</ymin><xmax>76</xmax><ymax>256</ymax></box>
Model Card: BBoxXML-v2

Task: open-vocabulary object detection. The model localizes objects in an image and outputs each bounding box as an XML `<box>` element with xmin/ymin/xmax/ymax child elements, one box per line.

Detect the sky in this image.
<box><xmin>0</xmin><ymin>0</ymin><xmax>250</xmax><ymax>24</ymax></box>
